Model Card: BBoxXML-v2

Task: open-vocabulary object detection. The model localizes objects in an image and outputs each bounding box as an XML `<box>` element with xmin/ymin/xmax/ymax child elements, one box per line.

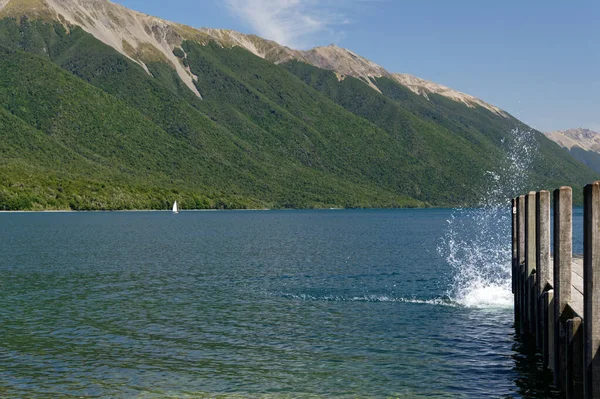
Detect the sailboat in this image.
<box><xmin>172</xmin><ymin>201</ymin><xmax>179</xmax><ymax>214</ymax></box>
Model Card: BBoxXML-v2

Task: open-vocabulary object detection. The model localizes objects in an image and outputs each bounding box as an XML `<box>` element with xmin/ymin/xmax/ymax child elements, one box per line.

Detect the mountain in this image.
<box><xmin>0</xmin><ymin>0</ymin><xmax>510</xmax><ymax>113</ymax></box>
<box><xmin>545</xmin><ymin>128</ymin><xmax>600</xmax><ymax>173</ymax></box>
<box><xmin>545</xmin><ymin>128</ymin><xmax>600</xmax><ymax>152</ymax></box>
<box><xmin>0</xmin><ymin>0</ymin><xmax>596</xmax><ymax>210</ymax></box>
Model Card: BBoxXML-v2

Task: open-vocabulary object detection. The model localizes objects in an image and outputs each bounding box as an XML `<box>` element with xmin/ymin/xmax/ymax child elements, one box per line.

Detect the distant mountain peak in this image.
<box><xmin>299</xmin><ymin>44</ymin><xmax>388</xmax><ymax>91</ymax></box>
<box><xmin>545</xmin><ymin>128</ymin><xmax>600</xmax><ymax>152</ymax></box>
<box><xmin>567</xmin><ymin>127</ymin><xmax>599</xmax><ymax>140</ymax></box>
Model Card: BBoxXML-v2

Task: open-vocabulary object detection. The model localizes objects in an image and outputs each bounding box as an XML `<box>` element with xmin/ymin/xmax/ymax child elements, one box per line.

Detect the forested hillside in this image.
<box><xmin>0</xmin><ymin>17</ymin><xmax>596</xmax><ymax>210</ymax></box>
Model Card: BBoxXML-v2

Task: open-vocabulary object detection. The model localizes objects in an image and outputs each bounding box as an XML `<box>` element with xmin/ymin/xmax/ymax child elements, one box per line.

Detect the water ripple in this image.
<box><xmin>0</xmin><ymin>210</ymin><xmax>560</xmax><ymax>398</ymax></box>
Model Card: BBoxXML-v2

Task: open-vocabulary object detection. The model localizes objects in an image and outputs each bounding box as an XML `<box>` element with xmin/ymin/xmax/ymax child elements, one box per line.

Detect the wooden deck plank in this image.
<box><xmin>573</xmin><ymin>255</ymin><xmax>583</xmax><ymax>278</ymax></box>
<box><xmin>570</xmin><ymin>257</ymin><xmax>584</xmax><ymax>317</ymax></box>
<box><xmin>548</xmin><ymin>256</ymin><xmax>584</xmax><ymax>318</ymax></box>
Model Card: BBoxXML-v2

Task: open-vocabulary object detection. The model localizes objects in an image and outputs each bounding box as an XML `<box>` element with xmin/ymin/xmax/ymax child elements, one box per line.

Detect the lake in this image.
<box><xmin>1</xmin><ymin>208</ymin><xmax>582</xmax><ymax>398</ymax></box>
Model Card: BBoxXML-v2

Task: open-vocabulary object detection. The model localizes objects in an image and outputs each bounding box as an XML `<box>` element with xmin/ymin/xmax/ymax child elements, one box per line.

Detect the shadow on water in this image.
<box><xmin>509</xmin><ymin>325</ymin><xmax>561</xmax><ymax>399</ymax></box>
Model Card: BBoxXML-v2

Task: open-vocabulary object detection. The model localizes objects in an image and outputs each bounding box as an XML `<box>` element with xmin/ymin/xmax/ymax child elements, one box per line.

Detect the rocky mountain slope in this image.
<box><xmin>545</xmin><ymin>129</ymin><xmax>600</xmax><ymax>173</ymax></box>
<box><xmin>545</xmin><ymin>128</ymin><xmax>600</xmax><ymax>152</ymax></box>
<box><xmin>0</xmin><ymin>0</ymin><xmax>596</xmax><ymax>210</ymax></box>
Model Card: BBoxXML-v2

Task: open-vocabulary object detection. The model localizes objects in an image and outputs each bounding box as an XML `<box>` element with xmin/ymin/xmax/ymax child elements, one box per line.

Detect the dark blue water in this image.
<box><xmin>0</xmin><ymin>209</ymin><xmax>568</xmax><ymax>398</ymax></box>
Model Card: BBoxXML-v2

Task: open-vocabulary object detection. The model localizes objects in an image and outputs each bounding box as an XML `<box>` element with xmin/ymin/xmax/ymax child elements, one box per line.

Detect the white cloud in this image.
<box><xmin>222</xmin><ymin>0</ymin><xmax>371</xmax><ymax>49</ymax></box>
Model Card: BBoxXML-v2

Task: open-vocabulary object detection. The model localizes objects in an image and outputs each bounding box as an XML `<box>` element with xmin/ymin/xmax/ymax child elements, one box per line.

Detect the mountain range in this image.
<box><xmin>0</xmin><ymin>0</ymin><xmax>596</xmax><ymax>210</ymax></box>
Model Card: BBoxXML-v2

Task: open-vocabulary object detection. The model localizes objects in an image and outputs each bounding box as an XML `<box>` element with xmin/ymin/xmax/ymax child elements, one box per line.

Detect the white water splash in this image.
<box><xmin>276</xmin><ymin>293</ymin><xmax>458</xmax><ymax>307</ymax></box>
<box><xmin>440</xmin><ymin>129</ymin><xmax>538</xmax><ymax>309</ymax></box>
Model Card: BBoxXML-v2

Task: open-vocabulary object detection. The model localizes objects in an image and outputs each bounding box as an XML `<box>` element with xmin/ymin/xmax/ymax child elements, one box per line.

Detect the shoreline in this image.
<box><xmin>0</xmin><ymin>207</ymin><xmax>452</xmax><ymax>214</ymax></box>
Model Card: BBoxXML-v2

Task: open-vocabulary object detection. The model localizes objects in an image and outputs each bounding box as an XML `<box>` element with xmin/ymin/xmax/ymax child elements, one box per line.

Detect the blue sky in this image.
<box><xmin>115</xmin><ymin>0</ymin><xmax>599</xmax><ymax>133</ymax></box>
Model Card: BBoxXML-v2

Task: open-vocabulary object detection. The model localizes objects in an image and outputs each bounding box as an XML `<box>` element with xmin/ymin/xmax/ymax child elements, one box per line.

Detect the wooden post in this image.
<box><xmin>518</xmin><ymin>195</ymin><xmax>526</xmax><ymax>266</ymax></box>
<box><xmin>536</xmin><ymin>190</ymin><xmax>551</xmax><ymax>349</ymax></box>
<box><xmin>513</xmin><ymin>198</ymin><xmax>519</xmax><ymax>322</ymax></box>
<box><xmin>530</xmin><ymin>274</ymin><xmax>537</xmax><ymax>341</ymax></box>
<box><xmin>517</xmin><ymin>195</ymin><xmax>527</xmax><ymax>334</ymax></box>
<box><xmin>526</xmin><ymin>192</ymin><xmax>537</xmax><ymax>337</ymax></box>
<box><xmin>519</xmin><ymin>263</ymin><xmax>526</xmax><ymax>335</ymax></box>
<box><xmin>536</xmin><ymin>191</ymin><xmax>552</xmax><ymax>295</ymax></box>
<box><xmin>554</xmin><ymin>186</ymin><xmax>572</xmax><ymax>388</ymax></box>
<box><xmin>546</xmin><ymin>289</ymin><xmax>555</xmax><ymax>371</ymax></box>
<box><xmin>567</xmin><ymin>317</ymin><xmax>584</xmax><ymax>399</ymax></box>
<box><xmin>584</xmin><ymin>182</ymin><xmax>600</xmax><ymax>398</ymax></box>
<box><xmin>513</xmin><ymin>197</ymin><xmax>517</xmax><ymax>292</ymax></box>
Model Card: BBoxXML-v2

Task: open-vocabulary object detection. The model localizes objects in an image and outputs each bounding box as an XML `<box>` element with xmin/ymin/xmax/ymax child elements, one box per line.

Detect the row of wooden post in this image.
<box><xmin>512</xmin><ymin>182</ymin><xmax>600</xmax><ymax>398</ymax></box>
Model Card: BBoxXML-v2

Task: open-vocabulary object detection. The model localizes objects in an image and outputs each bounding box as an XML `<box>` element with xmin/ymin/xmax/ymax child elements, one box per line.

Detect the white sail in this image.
<box><xmin>172</xmin><ymin>201</ymin><xmax>178</xmax><ymax>213</ymax></box>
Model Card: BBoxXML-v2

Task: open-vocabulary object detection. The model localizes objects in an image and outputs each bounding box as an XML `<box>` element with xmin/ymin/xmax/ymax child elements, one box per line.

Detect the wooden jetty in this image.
<box><xmin>512</xmin><ymin>183</ymin><xmax>600</xmax><ymax>398</ymax></box>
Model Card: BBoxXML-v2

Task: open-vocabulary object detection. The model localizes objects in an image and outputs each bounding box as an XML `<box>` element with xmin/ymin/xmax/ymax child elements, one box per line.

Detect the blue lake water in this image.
<box><xmin>0</xmin><ymin>209</ymin><xmax>582</xmax><ymax>398</ymax></box>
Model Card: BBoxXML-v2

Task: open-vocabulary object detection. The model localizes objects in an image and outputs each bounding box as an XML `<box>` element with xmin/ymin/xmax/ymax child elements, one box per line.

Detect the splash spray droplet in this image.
<box><xmin>439</xmin><ymin>129</ymin><xmax>538</xmax><ymax>308</ymax></box>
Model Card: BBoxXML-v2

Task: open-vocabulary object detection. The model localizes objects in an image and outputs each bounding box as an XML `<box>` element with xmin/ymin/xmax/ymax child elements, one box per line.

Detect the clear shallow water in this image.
<box><xmin>0</xmin><ymin>209</ymin><xmax>567</xmax><ymax>398</ymax></box>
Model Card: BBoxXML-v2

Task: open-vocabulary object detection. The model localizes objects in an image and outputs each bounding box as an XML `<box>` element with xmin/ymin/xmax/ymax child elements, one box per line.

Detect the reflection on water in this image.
<box><xmin>511</xmin><ymin>335</ymin><xmax>561</xmax><ymax>398</ymax></box>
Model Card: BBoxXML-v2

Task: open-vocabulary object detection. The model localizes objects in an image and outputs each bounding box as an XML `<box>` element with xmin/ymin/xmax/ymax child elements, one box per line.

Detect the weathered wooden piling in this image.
<box><xmin>544</xmin><ymin>289</ymin><xmax>555</xmax><ymax>370</ymax></box>
<box><xmin>536</xmin><ymin>191</ymin><xmax>551</xmax><ymax>355</ymax></box>
<box><xmin>511</xmin><ymin>183</ymin><xmax>600</xmax><ymax>398</ymax></box>
<box><xmin>555</xmin><ymin>186</ymin><xmax>573</xmax><ymax>389</ymax></box>
<box><xmin>512</xmin><ymin>198</ymin><xmax>519</xmax><ymax>321</ymax></box>
<box><xmin>517</xmin><ymin>195</ymin><xmax>526</xmax><ymax>334</ymax></box>
<box><xmin>584</xmin><ymin>182</ymin><xmax>600</xmax><ymax>398</ymax></box>
<box><xmin>567</xmin><ymin>316</ymin><xmax>584</xmax><ymax>398</ymax></box>
<box><xmin>525</xmin><ymin>192</ymin><xmax>537</xmax><ymax>337</ymax></box>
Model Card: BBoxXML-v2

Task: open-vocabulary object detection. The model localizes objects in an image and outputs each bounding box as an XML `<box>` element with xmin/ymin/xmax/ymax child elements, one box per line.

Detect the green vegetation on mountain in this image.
<box><xmin>283</xmin><ymin>61</ymin><xmax>597</xmax><ymax>201</ymax></box>
<box><xmin>0</xmin><ymin>17</ymin><xmax>596</xmax><ymax>210</ymax></box>
<box><xmin>568</xmin><ymin>147</ymin><xmax>600</xmax><ymax>174</ymax></box>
